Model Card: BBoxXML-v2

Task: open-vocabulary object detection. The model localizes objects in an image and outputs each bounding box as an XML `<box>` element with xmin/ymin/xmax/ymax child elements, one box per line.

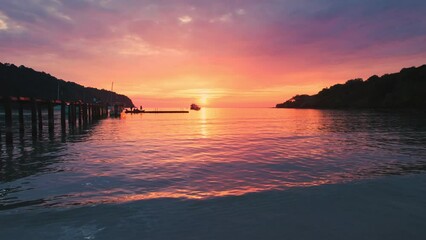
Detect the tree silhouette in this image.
<box><xmin>276</xmin><ymin>65</ymin><xmax>426</xmax><ymax>109</ymax></box>
<box><xmin>0</xmin><ymin>62</ymin><xmax>134</xmax><ymax>107</ymax></box>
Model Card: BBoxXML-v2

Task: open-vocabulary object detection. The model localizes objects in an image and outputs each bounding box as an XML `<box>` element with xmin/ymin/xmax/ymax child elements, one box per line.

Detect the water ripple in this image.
<box><xmin>1</xmin><ymin>108</ymin><xmax>426</xmax><ymax>209</ymax></box>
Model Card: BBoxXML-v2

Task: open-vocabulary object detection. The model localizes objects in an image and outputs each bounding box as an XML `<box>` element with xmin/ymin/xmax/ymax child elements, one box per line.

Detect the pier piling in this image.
<box><xmin>31</xmin><ymin>98</ymin><xmax>37</xmax><ymax>137</ymax></box>
<box><xmin>37</xmin><ymin>102</ymin><xmax>43</xmax><ymax>133</ymax></box>
<box><xmin>71</xmin><ymin>103</ymin><xmax>76</xmax><ymax>127</ymax></box>
<box><xmin>1</xmin><ymin>96</ymin><xmax>119</xmax><ymax>142</ymax></box>
<box><xmin>48</xmin><ymin>101</ymin><xmax>54</xmax><ymax>133</ymax></box>
<box><xmin>78</xmin><ymin>103</ymin><xmax>83</xmax><ymax>127</ymax></box>
<box><xmin>61</xmin><ymin>101</ymin><xmax>66</xmax><ymax>131</ymax></box>
<box><xmin>83</xmin><ymin>104</ymin><xmax>88</xmax><ymax>125</ymax></box>
<box><xmin>4</xmin><ymin>97</ymin><xmax>13</xmax><ymax>144</ymax></box>
<box><xmin>18</xmin><ymin>99</ymin><xmax>24</xmax><ymax>134</ymax></box>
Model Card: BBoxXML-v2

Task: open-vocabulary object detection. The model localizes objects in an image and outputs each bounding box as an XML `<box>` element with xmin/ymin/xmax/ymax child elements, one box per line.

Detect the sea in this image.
<box><xmin>1</xmin><ymin>108</ymin><xmax>426</xmax><ymax>239</ymax></box>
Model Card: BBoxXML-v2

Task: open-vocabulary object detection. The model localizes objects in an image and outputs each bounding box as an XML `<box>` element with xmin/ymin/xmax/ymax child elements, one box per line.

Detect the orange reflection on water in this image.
<box><xmin>199</xmin><ymin>108</ymin><xmax>209</xmax><ymax>138</ymax></box>
<box><xmin>73</xmin><ymin>108</ymin><xmax>383</xmax><ymax>206</ymax></box>
<box><xmin>78</xmin><ymin>178</ymin><xmax>340</xmax><ymax>206</ymax></box>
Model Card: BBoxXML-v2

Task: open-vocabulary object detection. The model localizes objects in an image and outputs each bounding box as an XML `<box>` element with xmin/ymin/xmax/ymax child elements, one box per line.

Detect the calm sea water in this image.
<box><xmin>1</xmin><ymin>108</ymin><xmax>426</xmax><ymax>239</ymax></box>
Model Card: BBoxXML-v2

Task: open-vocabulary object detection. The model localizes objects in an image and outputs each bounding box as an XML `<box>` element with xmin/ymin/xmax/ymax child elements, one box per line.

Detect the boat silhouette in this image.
<box><xmin>190</xmin><ymin>104</ymin><xmax>201</xmax><ymax>111</ymax></box>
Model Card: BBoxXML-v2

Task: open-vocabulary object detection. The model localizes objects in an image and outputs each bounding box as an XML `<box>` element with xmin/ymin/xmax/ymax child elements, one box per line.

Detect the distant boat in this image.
<box><xmin>190</xmin><ymin>104</ymin><xmax>201</xmax><ymax>111</ymax></box>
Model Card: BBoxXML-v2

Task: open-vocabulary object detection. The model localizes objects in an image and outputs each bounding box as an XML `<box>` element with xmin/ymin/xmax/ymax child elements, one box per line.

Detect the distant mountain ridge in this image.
<box><xmin>276</xmin><ymin>65</ymin><xmax>426</xmax><ymax>109</ymax></box>
<box><xmin>0</xmin><ymin>62</ymin><xmax>134</xmax><ymax>107</ymax></box>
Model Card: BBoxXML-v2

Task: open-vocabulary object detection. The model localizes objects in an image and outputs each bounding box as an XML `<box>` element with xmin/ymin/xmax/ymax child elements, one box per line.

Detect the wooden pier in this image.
<box><xmin>143</xmin><ymin>110</ymin><xmax>189</xmax><ymax>113</ymax></box>
<box><xmin>0</xmin><ymin>96</ymin><xmax>115</xmax><ymax>145</ymax></box>
<box><xmin>125</xmin><ymin>110</ymin><xmax>189</xmax><ymax>114</ymax></box>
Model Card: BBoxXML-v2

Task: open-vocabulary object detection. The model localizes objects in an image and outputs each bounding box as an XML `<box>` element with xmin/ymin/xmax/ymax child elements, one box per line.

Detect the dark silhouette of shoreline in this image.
<box><xmin>0</xmin><ymin>62</ymin><xmax>134</xmax><ymax>107</ymax></box>
<box><xmin>276</xmin><ymin>65</ymin><xmax>426</xmax><ymax>109</ymax></box>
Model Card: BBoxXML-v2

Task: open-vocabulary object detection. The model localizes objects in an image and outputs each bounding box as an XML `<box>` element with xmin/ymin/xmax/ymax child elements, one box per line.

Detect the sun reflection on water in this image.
<box><xmin>2</xmin><ymin>108</ymin><xmax>426</xmax><ymax>208</ymax></box>
<box><xmin>199</xmin><ymin>108</ymin><xmax>209</xmax><ymax>138</ymax></box>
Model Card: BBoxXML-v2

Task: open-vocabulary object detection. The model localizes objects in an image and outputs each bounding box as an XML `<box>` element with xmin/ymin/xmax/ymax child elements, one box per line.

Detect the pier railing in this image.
<box><xmin>0</xmin><ymin>96</ymin><xmax>111</xmax><ymax>144</ymax></box>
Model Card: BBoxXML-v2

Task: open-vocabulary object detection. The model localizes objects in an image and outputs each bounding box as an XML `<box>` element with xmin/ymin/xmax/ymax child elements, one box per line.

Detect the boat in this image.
<box><xmin>190</xmin><ymin>104</ymin><xmax>201</xmax><ymax>111</ymax></box>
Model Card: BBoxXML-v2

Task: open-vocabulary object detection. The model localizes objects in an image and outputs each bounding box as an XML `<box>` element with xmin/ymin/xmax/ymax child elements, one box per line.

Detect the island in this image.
<box><xmin>0</xmin><ymin>62</ymin><xmax>134</xmax><ymax>107</ymax></box>
<box><xmin>276</xmin><ymin>65</ymin><xmax>426</xmax><ymax>109</ymax></box>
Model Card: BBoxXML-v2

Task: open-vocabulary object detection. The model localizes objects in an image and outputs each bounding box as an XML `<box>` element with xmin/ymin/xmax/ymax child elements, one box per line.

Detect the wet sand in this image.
<box><xmin>1</xmin><ymin>173</ymin><xmax>425</xmax><ymax>240</ymax></box>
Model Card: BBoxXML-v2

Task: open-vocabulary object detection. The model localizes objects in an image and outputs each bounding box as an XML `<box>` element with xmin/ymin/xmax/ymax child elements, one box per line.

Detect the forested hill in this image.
<box><xmin>276</xmin><ymin>65</ymin><xmax>426</xmax><ymax>109</ymax></box>
<box><xmin>0</xmin><ymin>62</ymin><xmax>134</xmax><ymax>107</ymax></box>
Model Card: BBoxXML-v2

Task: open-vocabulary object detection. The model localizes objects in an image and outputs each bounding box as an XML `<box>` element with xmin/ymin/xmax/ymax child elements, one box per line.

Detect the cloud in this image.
<box><xmin>0</xmin><ymin>20</ymin><xmax>6</xmax><ymax>30</ymax></box>
<box><xmin>178</xmin><ymin>15</ymin><xmax>192</xmax><ymax>24</ymax></box>
<box><xmin>235</xmin><ymin>9</ymin><xmax>245</xmax><ymax>15</ymax></box>
<box><xmin>209</xmin><ymin>13</ymin><xmax>232</xmax><ymax>23</ymax></box>
<box><xmin>2</xmin><ymin>0</ymin><xmax>423</xmax><ymax>60</ymax></box>
<box><xmin>0</xmin><ymin>12</ymin><xmax>8</xmax><ymax>30</ymax></box>
<box><xmin>0</xmin><ymin>0</ymin><xmax>425</xmax><ymax>107</ymax></box>
<box><xmin>111</xmin><ymin>35</ymin><xmax>184</xmax><ymax>56</ymax></box>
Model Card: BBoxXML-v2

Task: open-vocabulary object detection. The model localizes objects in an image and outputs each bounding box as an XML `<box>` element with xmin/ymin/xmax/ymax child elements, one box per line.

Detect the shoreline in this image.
<box><xmin>1</xmin><ymin>173</ymin><xmax>425</xmax><ymax>239</ymax></box>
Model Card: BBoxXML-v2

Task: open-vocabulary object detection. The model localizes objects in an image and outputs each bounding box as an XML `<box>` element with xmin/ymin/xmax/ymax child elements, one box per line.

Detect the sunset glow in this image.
<box><xmin>1</xmin><ymin>1</ymin><xmax>426</xmax><ymax>235</ymax></box>
<box><xmin>200</xmin><ymin>95</ymin><xmax>208</xmax><ymax>106</ymax></box>
<box><xmin>1</xmin><ymin>1</ymin><xmax>426</xmax><ymax>107</ymax></box>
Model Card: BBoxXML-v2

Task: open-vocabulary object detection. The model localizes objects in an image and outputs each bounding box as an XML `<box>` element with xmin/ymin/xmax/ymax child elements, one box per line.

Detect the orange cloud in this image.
<box><xmin>1</xmin><ymin>1</ymin><xmax>426</xmax><ymax>107</ymax></box>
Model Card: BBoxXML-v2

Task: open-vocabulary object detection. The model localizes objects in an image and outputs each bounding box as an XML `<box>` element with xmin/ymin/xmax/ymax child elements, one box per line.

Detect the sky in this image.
<box><xmin>1</xmin><ymin>0</ymin><xmax>426</xmax><ymax>107</ymax></box>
